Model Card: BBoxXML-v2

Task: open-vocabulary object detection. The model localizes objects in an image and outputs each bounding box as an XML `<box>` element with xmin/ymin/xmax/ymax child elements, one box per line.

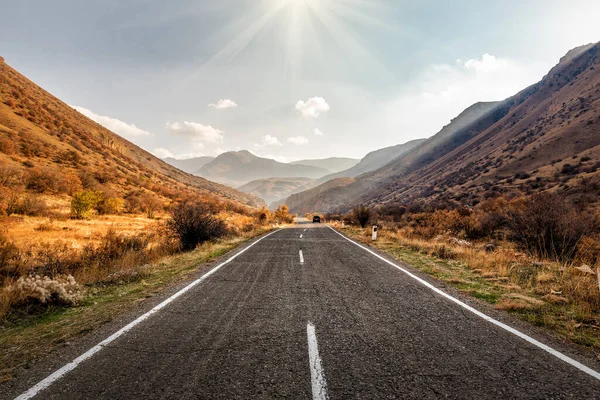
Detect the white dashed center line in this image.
<box><xmin>300</xmin><ymin>234</ymin><xmax>303</xmax><ymax>238</ymax></box>
<box><xmin>299</xmin><ymin>250</ymin><xmax>304</xmax><ymax>264</ymax></box>
<box><xmin>307</xmin><ymin>322</ymin><xmax>329</xmax><ymax>400</ymax></box>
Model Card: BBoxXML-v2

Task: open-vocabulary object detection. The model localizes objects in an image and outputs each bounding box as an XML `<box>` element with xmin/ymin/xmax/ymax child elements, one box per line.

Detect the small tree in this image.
<box><xmin>168</xmin><ymin>201</ymin><xmax>228</xmax><ymax>251</ymax></box>
<box><xmin>140</xmin><ymin>193</ymin><xmax>163</xmax><ymax>218</ymax></box>
<box><xmin>71</xmin><ymin>190</ymin><xmax>99</xmax><ymax>219</ymax></box>
<box><xmin>352</xmin><ymin>205</ymin><xmax>371</xmax><ymax>228</ymax></box>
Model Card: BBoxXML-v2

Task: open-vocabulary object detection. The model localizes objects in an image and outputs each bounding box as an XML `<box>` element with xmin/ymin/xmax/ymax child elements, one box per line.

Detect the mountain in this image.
<box><xmin>290</xmin><ymin>157</ymin><xmax>359</xmax><ymax>174</ymax></box>
<box><xmin>163</xmin><ymin>156</ymin><xmax>214</xmax><ymax>174</ymax></box>
<box><xmin>0</xmin><ymin>57</ymin><xmax>263</xmax><ymax>207</ymax></box>
<box><xmin>195</xmin><ymin>150</ymin><xmax>329</xmax><ymax>187</ymax></box>
<box><xmin>315</xmin><ymin>139</ymin><xmax>428</xmax><ymax>184</ymax></box>
<box><xmin>237</xmin><ymin>177</ymin><xmax>316</xmax><ymax>205</ymax></box>
<box><xmin>288</xmin><ymin>42</ymin><xmax>600</xmax><ymax>214</ymax></box>
<box><xmin>285</xmin><ymin>178</ymin><xmax>356</xmax><ymax>213</ymax></box>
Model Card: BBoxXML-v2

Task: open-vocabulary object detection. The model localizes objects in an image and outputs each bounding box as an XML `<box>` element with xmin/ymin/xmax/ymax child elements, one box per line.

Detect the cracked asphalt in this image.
<box><xmin>8</xmin><ymin>223</ymin><xmax>600</xmax><ymax>399</ymax></box>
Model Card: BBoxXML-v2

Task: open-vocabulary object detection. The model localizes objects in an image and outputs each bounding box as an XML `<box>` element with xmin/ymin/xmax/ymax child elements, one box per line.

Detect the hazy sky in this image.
<box><xmin>1</xmin><ymin>0</ymin><xmax>599</xmax><ymax>162</ymax></box>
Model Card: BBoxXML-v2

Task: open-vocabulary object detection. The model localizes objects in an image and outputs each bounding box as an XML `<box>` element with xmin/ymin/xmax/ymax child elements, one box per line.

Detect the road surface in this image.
<box><xmin>7</xmin><ymin>222</ymin><xmax>600</xmax><ymax>399</ymax></box>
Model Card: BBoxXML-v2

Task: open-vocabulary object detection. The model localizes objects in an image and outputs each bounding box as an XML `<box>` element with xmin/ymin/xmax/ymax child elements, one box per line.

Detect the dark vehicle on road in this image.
<box><xmin>313</xmin><ymin>215</ymin><xmax>321</xmax><ymax>223</ymax></box>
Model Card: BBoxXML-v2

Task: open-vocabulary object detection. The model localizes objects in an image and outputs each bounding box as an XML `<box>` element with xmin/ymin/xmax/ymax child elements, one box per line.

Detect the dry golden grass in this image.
<box><xmin>1</xmin><ymin>213</ymin><xmax>162</xmax><ymax>251</ymax></box>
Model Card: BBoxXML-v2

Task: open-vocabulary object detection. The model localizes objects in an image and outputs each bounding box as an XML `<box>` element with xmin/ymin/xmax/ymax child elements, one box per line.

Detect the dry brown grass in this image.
<box><xmin>335</xmin><ymin>223</ymin><xmax>600</xmax><ymax>350</ymax></box>
<box><xmin>2</xmin><ymin>214</ymin><xmax>162</xmax><ymax>251</ymax></box>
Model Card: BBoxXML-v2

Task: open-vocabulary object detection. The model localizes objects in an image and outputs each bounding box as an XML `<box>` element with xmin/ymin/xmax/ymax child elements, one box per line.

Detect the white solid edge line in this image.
<box><xmin>299</xmin><ymin>250</ymin><xmax>305</xmax><ymax>264</ymax></box>
<box><xmin>15</xmin><ymin>229</ymin><xmax>282</xmax><ymax>400</ymax></box>
<box><xmin>327</xmin><ymin>226</ymin><xmax>600</xmax><ymax>381</ymax></box>
<box><xmin>307</xmin><ymin>322</ymin><xmax>329</xmax><ymax>400</ymax></box>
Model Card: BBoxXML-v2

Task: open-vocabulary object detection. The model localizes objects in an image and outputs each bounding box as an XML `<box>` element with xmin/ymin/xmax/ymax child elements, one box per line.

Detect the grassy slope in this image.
<box><xmin>0</xmin><ymin>227</ymin><xmax>272</xmax><ymax>382</ymax></box>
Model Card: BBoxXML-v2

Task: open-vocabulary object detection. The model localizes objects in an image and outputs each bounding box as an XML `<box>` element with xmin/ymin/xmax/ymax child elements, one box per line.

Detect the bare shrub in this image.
<box><xmin>25</xmin><ymin>166</ymin><xmax>61</xmax><ymax>194</ymax></box>
<box><xmin>352</xmin><ymin>205</ymin><xmax>372</xmax><ymax>228</ymax></box>
<box><xmin>14</xmin><ymin>193</ymin><xmax>48</xmax><ymax>216</ymax></box>
<box><xmin>168</xmin><ymin>201</ymin><xmax>228</xmax><ymax>251</ymax></box>
<box><xmin>0</xmin><ymin>164</ymin><xmax>22</xmax><ymax>187</ymax></box>
<box><xmin>506</xmin><ymin>192</ymin><xmax>596</xmax><ymax>263</ymax></box>
<box><xmin>139</xmin><ymin>193</ymin><xmax>163</xmax><ymax>218</ymax></box>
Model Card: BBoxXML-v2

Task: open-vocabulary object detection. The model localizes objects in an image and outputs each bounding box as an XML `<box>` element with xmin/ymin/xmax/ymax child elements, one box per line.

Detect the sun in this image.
<box><xmin>197</xmin><ymin>0</ymin><xmax>394</xmax><ymax>86</ymax></box>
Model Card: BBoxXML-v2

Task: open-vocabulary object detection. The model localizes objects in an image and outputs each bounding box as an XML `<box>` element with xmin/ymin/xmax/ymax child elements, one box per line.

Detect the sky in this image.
<box><xmin>1</xmin><ymin>0</ymin><xmax>599</xmax><ymax>162</ymax></box>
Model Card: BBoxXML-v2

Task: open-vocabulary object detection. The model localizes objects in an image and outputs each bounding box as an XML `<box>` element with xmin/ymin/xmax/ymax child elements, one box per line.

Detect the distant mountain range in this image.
<box><xmin>286</xmin><ymin>42</ymin><xmax>600</xmax><ymax>214</ymax></box>
<box><xmin>237</xmin><ymin>177</ymin><xmax>316</xmax><ymax>205</ymax></box>
<box><xmin>290</xmin><ymin>157</ymin><xmax>358</xmax><ymax>173</ymax></box>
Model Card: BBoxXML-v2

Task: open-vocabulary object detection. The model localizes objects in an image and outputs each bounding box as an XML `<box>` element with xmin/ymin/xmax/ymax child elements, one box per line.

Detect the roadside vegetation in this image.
<box><xmin>0</xmin><ymin>164</ymin><xmax>296</xmax><ymax>381</ymax></box>
<box><xmin>326</xmin><ymin>193</ymin><xmax>600</xmax><ymax>352</ymax></box>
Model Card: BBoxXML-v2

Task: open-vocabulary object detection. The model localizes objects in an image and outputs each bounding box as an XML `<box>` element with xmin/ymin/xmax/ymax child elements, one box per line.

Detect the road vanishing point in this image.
<box><xmin>8</xmin><ymin>220</ymin><xmax>600</xmax><ymax>399</ymax></box>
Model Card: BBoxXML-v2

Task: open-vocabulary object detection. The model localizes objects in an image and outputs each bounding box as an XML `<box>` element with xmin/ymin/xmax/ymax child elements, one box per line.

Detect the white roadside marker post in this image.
<box><xmin>372</xmin><ymin>225</ymin><xmax>378</xmax><ymax>241</ymax></box>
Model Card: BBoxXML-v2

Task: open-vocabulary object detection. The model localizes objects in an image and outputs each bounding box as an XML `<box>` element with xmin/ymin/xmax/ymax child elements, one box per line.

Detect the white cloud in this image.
<box><xmin>362</xmin><ymin>52</ymin><xmax>549</xmax><ymax>148</ymax></box>
<box><xmin>209</xmin><ymin>99</ymin><xmax>238</xmax><ymax>109</ymax></box>
<box><xmin>152</xmin><ymin>148</ymin><xmax>174</xmax><ymax>158</ymax></box>
<box><xmin>288</xmin><ymin>136</ymin><xmax>309</xmax><ymax>145</ymax></box>
<box><xmin>314</xmin><ymin>128</ymin><xmax>324</xmax><ymax>136</ymax></box>
<box><xmin>295</xmin><ymin>97</ymin><xmax>330</xmax><ymax>118</ymax></box>
<box><xmin>71</xmin><ymin>105</ymin><xmax>150</xmax><ymax>138</ymax></box>
<box><xmin>254</xmin><ymin>134</ymin><xmax>282</xmax><ymax>148</ymax></box>
<box><xmin>166</xmin><ymin>121</ymin><xmax>224</xmax><ymax>143</ymax></box>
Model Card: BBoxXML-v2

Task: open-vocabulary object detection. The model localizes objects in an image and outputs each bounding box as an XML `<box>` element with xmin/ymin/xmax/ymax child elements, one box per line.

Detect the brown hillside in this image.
<box><xmin>0</xmin><ymin>57</ymin><xmax>263</xmax><ymax>208</ymax></box>
<box><xmin>290</xmin><ymin>42</ymin><xmax>600</xmax><ymax>213</ymax></box>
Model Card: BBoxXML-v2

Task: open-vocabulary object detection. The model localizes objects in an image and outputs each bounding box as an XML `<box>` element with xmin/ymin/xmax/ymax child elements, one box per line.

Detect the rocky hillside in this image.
<box><xmin>0</xmin><ymin>57</ymin><xmax>263</xmax><ymax>207</ymax></box>
<box><xmin>288</xmin><ymin>43</ymin><xmax>600</xmax><ymax>213</ymax></box>
<box><xmin>290</xmin><ymin>157</ymin><xmax>359</xmax><ymax>174</ymax></box>
<box><xmin>315</xmin><ymin>139</ymin><xmax>427</xmax><ymax>185</ymax></box>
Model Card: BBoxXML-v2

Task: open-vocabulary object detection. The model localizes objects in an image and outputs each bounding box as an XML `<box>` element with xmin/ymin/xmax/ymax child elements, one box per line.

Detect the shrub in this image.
<box><xmin>168</xmin><ymin>201</ymin><xmax>228</xmax><ymax>251</ymax></box>
<box><xmin>0</xmin><ymin>234</ymin><xmax>20</xmax><ymax>279</ymax></box>
<box><xmin>256</xmin><ymin>207</ymin><xmax>272</xmax><ymax>224</ymax></box>
<box><xmin>70</xmin><ymin>190</ymin><xmax>100</xmax><ymax>219</ymax></box>
<box><xmin>274</xmin><ymin>205</ymin><xmax>294</xmax><ymax>224</ymax></box>
<box><xmin>506</xmin><ymin>192</ymin><xmax>596</xmax><ymax>262</ymax></box>
<box><xmin>0</xmin><ymin>164</ymin><xmax>22</xmax><ymax>187</ymax></box>
<box><xmin>14</xmin><ymin>193</ymin><xmax>48</xmax><ymax>216</ymax></box>
<box><xmin>4</xmin><ymin>275</ymin><xmax>82</xmax><ymax>308</ymax></box>
<box><xmin>25</xmin><ymin>167</ymin><xmax>61</xmax><ymax>194</ymax></box>
<box><xmin>63</xmin><ymin>173</ymin><xmax>83</xmax><ymax>195</ymax></box>
<box><xmin>0</xmin><ymin>138</ymin><xmax>15</xmax><ymax>155</ymax></box>
<box><xmin>352</xmin><ymin>205</ymin><xmax>372</xmax><ymax>228</ymax></box>
<box><xmin>95</xmin><ymin>191</ymin><xmax>124</xmax><ymax>215</ymax></box>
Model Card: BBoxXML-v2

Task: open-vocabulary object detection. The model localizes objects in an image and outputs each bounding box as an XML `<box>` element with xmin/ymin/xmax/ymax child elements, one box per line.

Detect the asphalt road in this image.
<box><xmin>8</xmin><ymin>222</ymin><xmax>600</xmax><ymax>399</ymax></box>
